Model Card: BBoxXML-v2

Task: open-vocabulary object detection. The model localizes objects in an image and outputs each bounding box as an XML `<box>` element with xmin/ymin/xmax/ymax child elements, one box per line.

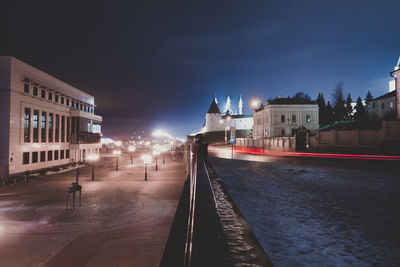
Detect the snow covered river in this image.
<box><xmin>210</xmin><ymin>157</ymin><xmax>400</xmax><ymax>266</ymax></box>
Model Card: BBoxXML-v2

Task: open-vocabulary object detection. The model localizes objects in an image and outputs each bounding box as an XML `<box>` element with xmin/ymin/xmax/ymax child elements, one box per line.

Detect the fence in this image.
<box><xmin>236</xmin><ymin>136</ymin><xmax>296</xmax><ymax>151</ymax></box>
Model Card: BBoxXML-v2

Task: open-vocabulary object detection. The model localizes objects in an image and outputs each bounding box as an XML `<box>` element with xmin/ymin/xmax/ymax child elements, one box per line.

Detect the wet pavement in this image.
<box><xmin>0</xmin><ymin>151</ymin><xmax>186</xmax><ymax>267</ymax></box>
<box><xmin>209</xmin><ymin>148</ymin><xmax>400</xmax><ymax>266</ymax></box>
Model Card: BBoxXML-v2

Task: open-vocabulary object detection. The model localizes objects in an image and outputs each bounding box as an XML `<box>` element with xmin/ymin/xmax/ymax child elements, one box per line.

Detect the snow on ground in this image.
<box><xmin>210</xmin><ymin>157</ymin><xmax>400</xmax><ymax>266</ymax></box>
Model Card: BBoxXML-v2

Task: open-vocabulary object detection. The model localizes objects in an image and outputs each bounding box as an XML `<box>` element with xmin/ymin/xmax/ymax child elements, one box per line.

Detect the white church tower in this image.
<box><xmin>239</xmin><ymin>95</ymin><xmax>243</xmax><ymax>115</ymax></box>
<box><xmin>205</xmin><ymin>98</ymin><xmax>222</xmax><ymax>132</ymax></box>
<box><xmin>391</xmin><ymin>56</ymin><xmax>400</xmax><ymax>119</ymax></box>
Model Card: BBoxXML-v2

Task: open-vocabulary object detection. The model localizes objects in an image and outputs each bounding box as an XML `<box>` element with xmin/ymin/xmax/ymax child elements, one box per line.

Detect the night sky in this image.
<box><xmin>2</xmin><ymin>0</ymin><xmax>400</xmax><ymax>138</ymax></box>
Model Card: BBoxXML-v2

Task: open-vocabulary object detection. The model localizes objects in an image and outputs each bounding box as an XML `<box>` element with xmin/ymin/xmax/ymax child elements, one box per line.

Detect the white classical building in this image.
<box><xmin>253</xmin><ymin>96</ymin><xmax>319</xmax><ymax>138</ymax></box>
<box><xmin>0</xmin><ymin>57</ymin><xmax>102</xmax><ymax>179</ymax></box>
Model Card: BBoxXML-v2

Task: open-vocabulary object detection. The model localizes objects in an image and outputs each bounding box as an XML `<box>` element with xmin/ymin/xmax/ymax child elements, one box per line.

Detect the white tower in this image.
<box><xmin>205</xmin><ymin>98</ymin><xmax>222</xmax><ymax>132</ymax></box>
<box><xmin>239</xmin><ymin>95</ymin><xmax>243</xmax><ymax>115</ymax></box>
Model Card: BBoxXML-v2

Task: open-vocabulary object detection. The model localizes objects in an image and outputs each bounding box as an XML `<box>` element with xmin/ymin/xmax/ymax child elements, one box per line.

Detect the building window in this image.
<box><xmin>23</xmin><ymin>152</ymin><xmax>29</xmax><ymax>165</ymax></box>
<box><xmin>48</xmin><ymin>151</ymin><xmax>53</xmax><ymax>161</ymax></box>
<box><xmin>66</xmin><ymin>149</ymin><xmax>70</xmax><ymax>159</ymax></box>
<box><xmin>32</xmin><ymin>152</ymin><xmax>38</xmax><ymax>163</ymax></box>
<box><xmin>41</xmin><ymin>112</ymin><xmax>47</xmax><ymax>142</ymax></box>
<box><xmin>61</xmin><ymin>150</ymin><xmax>65</xmax><ymax>159</ymax></box>
<box><xmin>281</xmin><ymin>115</ymin><xmax>285</xmax><ymax>123</ymax></box>
<box><xmin>24</xmin><ymin>83</ymin><xmax>29</xmax><ymax>93</ymax></box>
<box><xmin>66</xmin><ymin>99</ymin><xmax>70</xmax><ymax>106</ymax></box>
<box><xmin>48</xmin><ymin>92</ymin><xmax>53</xmax><ymax>101</ymax></box>
<box><xmin>61</xmin><ymin>96</ymin><xmax>64</xmax><ymax>104</ymax></box>
<box><xmin>381</xmin><ymin>103</ymin><xmax>385</xmax><ymax>110</ymax></box>
<box><xmin>55</xmin><ymin>95</ymin><xmax>59</xmax><ymax>103</ymax></box>
<box><xmin>61</xmin><ymin>116</ymin><xmax>65</xmax><ymax>142</ymax></box>
<box><xmin>306</xmin><ymin>115</ymin><xmax>311</xmax><ymax>123</ymax></box>
<box><xmin>390</xmin><ymin>102</ymin><xmax>394</xmax><ymax>108</ymax></box>
<box><xmin>33</xmin><ymin>110</ymin><xmax>39</xmax><ymax>142</ymax></box>
<box><xmin>80</xmin><ymin>103</ymin><xmax>83</xmax><ymax>110</ymax></box>
<box><xmin>292</xmin><ymin>115</ymin><xmax>296</xmax><ymax>123</ymax></box>
<box><xmin>24</xmin><ymin>108</ymin><xmax>31</xmax><ymax>142</ymax></box>
<box><xmin>372</xmin><ymin>102</ymin><xmax>375</xmax><ymax>108</ymax></box>
<box><xmin>40</xmin><ymin>151</ymin><xmax>46</xmax><ymax>162</ymax></box>
<box><xmin>55</xmin><ymin>114</ymin><xmax>60</xmax><ymax>142</ymax></box>
<box><xmin>33</xmin><ymin>87</ymin><xmax>38</xmax><ymax>96</ymax></box>
<box><xmin>281</xmin><ymin>129</ymin><xmax>285</xmax><ymax>136</ymax></box>
<box><xmin>54</xmin><ymin>150</ymin><xmax>59</xmax><ymax>160</ymax></box>
<box><xmin>48</xmin><ymin>113</ymin><xmax>53</xmax><ymax>142</ymax></box>
<box><xmin>67</xmin><ymin>117</ymin><xmax>70</xmax><ymax>142</ymax></box>
<box><xmin>72</xmin><ymin>101</ymin><xmax>75</xmax><ymax>109</ymax></box>
<box><xmin>41</xmin><ymin>89</ymin><xmax>46</xmax><ymax>98</ymax></box>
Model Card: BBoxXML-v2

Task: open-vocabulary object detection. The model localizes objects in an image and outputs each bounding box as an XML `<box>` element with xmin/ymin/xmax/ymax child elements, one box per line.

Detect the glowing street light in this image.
<box><xmin>251</xmin><ymin>98</ymin><xmax>261</xmax><ymax>109</ymax></box>
<box><xmin>141</xmin><ymin>154</ymin><xmax>152</xmax><ymax>181</ymax></box>
<box><xmin>87</xmin><ymin>154</ymin><xmax>99</xmax><ymax>181</ymax></box>
<box><xmin>113</xmin><ymin>150</ymin><xmax>121</xmax><ymax>171</ymax></box>
<box><xmin>128</xmin><ymin>145</ymin><xmax>136</xmax><ymax>165</ymax></box>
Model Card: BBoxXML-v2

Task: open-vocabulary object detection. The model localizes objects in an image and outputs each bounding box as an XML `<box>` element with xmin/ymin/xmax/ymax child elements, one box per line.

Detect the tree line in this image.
<box><xmin>315</xmin><ymin>82</ymin><xmax>373</xmax><ymax>127</ymax></box>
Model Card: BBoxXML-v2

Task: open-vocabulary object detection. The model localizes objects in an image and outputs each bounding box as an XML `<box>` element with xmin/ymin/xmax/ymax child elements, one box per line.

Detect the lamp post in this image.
<box><xmin>113</xmin><ymin>150</ymin><xmax>121</xmax><ymax>171</ymax></box>
<box><xmin>128</xmin><ymin>145</ymin><xmax>136</xmax><ymax>165</ymax></box>
<box><xmin>153</xmin><ymin>150</ymin><xmax>160</xmax><ymax>171</ymax></box>
<box><xmin>87</xmin><ymin>154</ymin><xmax>99</xmax><ymax>181</ymax></box>
<box><xmin>141</xmin><ymin>154</ymin><xmax>152</xmax><ymax>181</ymax></box>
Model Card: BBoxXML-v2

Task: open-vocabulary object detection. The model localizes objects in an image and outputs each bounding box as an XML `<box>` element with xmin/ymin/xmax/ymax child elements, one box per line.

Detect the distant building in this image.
<box><xmin>0</xmin><ymin>57</ymin><xmax>102</xmax><ymax>179</ymax></box>
<box><xmin>202</xmin><ymin>97</ymin><xmax>253</xmax><ymax>140</ymax></box>
<box><xmin>368</xmin><ymin>57</ymin><xmax>399</xmax><ymax>119</ymax></box>
<box><xmin>368</xmin><ymin>91</ymin><xmax>396</xmax><ymax>119</ymax></box>
<box><xmin>253</xmin><ymin>96</ymin><xmax>319</xmax><ymax>138</ymax></box>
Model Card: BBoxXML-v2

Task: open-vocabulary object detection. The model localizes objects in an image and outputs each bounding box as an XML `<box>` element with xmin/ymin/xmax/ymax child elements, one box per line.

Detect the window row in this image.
<box><xmin>22</xmin><ymin>150</ymin><xmax>70</xmax><ymax>165</ymax></box>
<box><xmin>24</xmin><ymin>108</ymin><xmax>70</xmax><ymax>143</ymax></box>
<box><xmin>280</xmin><ymin>114</ymin><xmax>311</xmax><ymax>123</ymax></box>
<box><xmin>23</xmin><ymin>82</ymin><xmax>94</xmax><ymax>114</ymax></box>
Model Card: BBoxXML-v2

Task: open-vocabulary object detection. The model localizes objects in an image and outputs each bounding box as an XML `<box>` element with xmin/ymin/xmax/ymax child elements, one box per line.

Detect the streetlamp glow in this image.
<box><xmin>251</xmin><ymin>99</ymin><xmax>261</xmax><ymax>109</ymax></box>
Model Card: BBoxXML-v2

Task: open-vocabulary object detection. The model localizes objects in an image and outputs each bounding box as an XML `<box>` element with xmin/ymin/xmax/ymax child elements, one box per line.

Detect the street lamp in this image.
<box><xmin>113</xmin><ymin>150</ymin><xmax>121</xmax><ymax>171</ymax></box>
<box><xmin>141</xmin><ymin>154</ymin><xmax>152</xmax><ymax>181</ymax></box>
<box><xmin>128</xmin><ymin>145</ymin><xmax>136</xmax><ymax>165</ymax></box>
<box><xmin>87</xmin><ymin>154</ymin><xmax>99</xmax><ymax>181</ymax></box>
<box><xmin>153</xmin><ymin>150</ymin><xmax>160</xmax><ymax>171</ymax></box>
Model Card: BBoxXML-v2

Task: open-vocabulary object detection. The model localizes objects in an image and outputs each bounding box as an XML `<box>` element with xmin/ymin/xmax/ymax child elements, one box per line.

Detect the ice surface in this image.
<box><xmin>210</xmin><ymin>158</ymin><xmax>400</xmax><ymax>266</ymax></box>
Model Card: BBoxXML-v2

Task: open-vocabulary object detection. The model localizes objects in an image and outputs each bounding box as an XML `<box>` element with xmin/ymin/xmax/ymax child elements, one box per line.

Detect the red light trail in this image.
<box><xmin>233</xmin><ymin>146</ymin><xmax>400</xmax><ymax>161</ymax></box>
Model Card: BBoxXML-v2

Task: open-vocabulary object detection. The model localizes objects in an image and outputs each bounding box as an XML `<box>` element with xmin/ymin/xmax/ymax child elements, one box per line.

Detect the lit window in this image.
<box><xmin>33</xmin><ymin>110</ymin><xmax>39</xmax><ymax>142</ymax></box>
<box><xmin>390</xmin><ymin>102</ymin><xmax>394</xmax><ymax>108</ymax></box>
<box><xmin>24</xmin><ymin>108</ymin><xmax>31</xmax><ymax>142</ymax></box>
<box><xmin>306</xmin><ymin>115</ymin><xmax>311</xmax><ymax>123</ymax></box>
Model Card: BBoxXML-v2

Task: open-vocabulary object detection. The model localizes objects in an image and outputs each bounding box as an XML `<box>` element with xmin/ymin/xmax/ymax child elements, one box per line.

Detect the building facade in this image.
<box><xmin>253</xmin><ymin>97</ymin><xmax>319</xmax><ymax>138</ymax></box>
<box><xmin>368</xmin><ymin>90</ymin><xmax>396</xmax><ymax>119</ymax></box>
<box><xmin>0</xmin><ymin>57</ymin><xmax>102</xmax><ymax>179</ymax></box>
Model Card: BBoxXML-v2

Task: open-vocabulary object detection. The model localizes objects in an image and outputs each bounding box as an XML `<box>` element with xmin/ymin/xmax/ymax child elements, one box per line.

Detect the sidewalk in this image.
<box><xmin>0</xmin><ymin>151</ymin><xmax>186</xmax><ymax>267</ymax></box>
